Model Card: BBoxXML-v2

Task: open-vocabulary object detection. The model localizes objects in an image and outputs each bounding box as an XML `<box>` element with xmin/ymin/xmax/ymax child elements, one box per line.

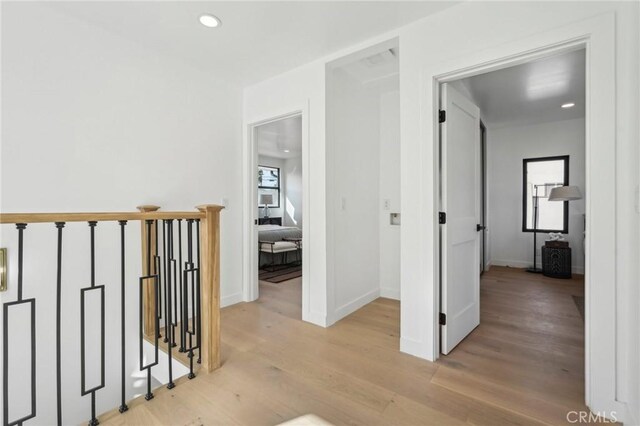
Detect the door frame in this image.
<box><xmin>430</xmin><ymin>14</ymin><xmax>621</xmax><ymax>417</ymax></box>
<box><xmin>242</xmin><ymin>104</ymin><xmax>311</xmax><ymax>320</ymax></box>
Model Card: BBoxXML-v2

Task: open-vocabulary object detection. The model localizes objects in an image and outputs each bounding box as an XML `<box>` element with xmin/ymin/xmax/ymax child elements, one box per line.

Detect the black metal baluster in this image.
<box><xmin>3</xmin><ymin>223</ymin><xmax>37</xmax><ymax>426</ymax></box>
<box><xmin>118</xmin><ymin>221</ymin><xmax>128</xmax><ymax>413</ymax></box>
<box><xmin>17</xmin><ymin>224</ymin><xmax>25</xmax><ymax>301</ymax></box>
<box><xmin>184</xmin><ymin>219</ymin><xmax>196</xmax><ymax>379</ymax></box>
<box><xmin>55</xmin><ymin>222</ymin><xmax>65</xmax><ymax>426</ymax></box>
<box><xmin>170</xmin><ymin>222</ymin><xmax>178</xmax><ymax>350</ymax></box>
<box><xmin>154</xmin><ymin>220</ymin><xmax>162</xmax><ymax>339</ymax></box>
<box><xmin>140</xmin><ymin>222</ymin><xmax>159</xmax><ymax>401</ymax></box>
<box><xmin>80</xmin><ymin>221</ymin><xmax>105</xmax><ymax>426</ymax></box>
<box><xmin>154</xmin><ymin>253</ymin><xmax>162</xmax><ymax>338</ymax></box>
<box><xmin>166</xmin><ymin>220</ymin><xmax>175</xmax><ymax>389</ymax></box>
<box><xmin>195</xmin><ymin>219</ymin><xmax>201</xmax><ymax>364</ymax></box>
<box><xmin>162</xmin><ymin>220</ymin><xmax>168</xmax><ymax>343</ymax></box>
<box><xmin>144</xmin><ymin>220</ymin><xmax>153</xmax><ymax>400</ymax></box>
<box><xmin>178</xmin><ymin>220</ymin><xmax>185</xmax><ymax>352</ymax></box>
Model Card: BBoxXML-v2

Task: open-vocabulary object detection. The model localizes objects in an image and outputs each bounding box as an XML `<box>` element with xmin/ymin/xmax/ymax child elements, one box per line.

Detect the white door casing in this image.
<box><xmin>440</xmin><ymin>83</ymin><xmax>481</xmax><ymax>354</ymax></box>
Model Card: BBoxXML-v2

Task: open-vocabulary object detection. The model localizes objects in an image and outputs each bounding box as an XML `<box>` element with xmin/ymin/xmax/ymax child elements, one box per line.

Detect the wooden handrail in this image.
<box><xmin>0</xmin><ymin>210</ymin><xmax>205</xmax><ymax>224</ymax></box>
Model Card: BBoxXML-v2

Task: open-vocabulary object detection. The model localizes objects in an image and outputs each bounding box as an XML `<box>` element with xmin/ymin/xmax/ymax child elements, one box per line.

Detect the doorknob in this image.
<box><xmin>476</xmin><ymin>224</ymin><xmax>486</xmax><ymax>232</ymax></box>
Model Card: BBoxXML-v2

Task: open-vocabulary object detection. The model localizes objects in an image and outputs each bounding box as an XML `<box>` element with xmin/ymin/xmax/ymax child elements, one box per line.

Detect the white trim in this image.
<box><xmin>380</xmin><ymin>287</ymin><xmax>400</xmax><ymax>300</ymax></box>
<box><xmin>327</xmin><ymin>288</ymin><xmax>380</xmax><ymax>326</ymax></box>
<box><xmin>306</xmin><ymin>310</ymin><xmax>328</xmax><ymax>328</ymax></box>
<box><xmin>221</xmin><ymin>292</ymin><xmax>244</xmax><ymax>308</ymax></box>
<box><xmin>489</xmin><ymin>260</ymin><xmax>585</xmax><ymax>275</ymax></box>
<box><xmin>418</xmin><ymin>12</ymin><xmax>620</xmax><ymax>420</ymax></box>
<box><xmin>400</xmin><ymin>336</ymin><xmax>429</xmax><ymax>359</ymax></box>
<box><xmin>242</xmin><ymin>102</ymin><xmax>313</xmax><ymax>324</ymax></box>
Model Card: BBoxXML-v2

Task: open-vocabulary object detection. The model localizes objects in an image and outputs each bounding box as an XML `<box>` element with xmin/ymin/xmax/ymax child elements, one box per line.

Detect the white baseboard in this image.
<box><xmin>490</xmin><ymin>259</ymin><xmax>530</xmax><ymax>269</ymax></box>
<box><xmin>400</xmin><ymin>336</ymin><xmax>433</xmax><ymax>361</ymax></box>
<box><xmin>304</xmin><ymin>310</ymin><xmax>328</xmax><ymax>328</ymax></box>
<box><xmin>380</xmin><ymin>287</ymin><xmax>400</xmax><ymax>300</ymax></box>
<box><xmin>489</xmin><ymin>259</ymin><xmax>584</xmax><ymax>274</ymax></box>
<box><xmin>328</xmin><ymin>288</ymin><xmax>380</xmax><ymax>326</ymax></box>
<box><xmin>221</xmin><ymin>292</ymin><xmax>243</xmax><ymax>308</ymax></box>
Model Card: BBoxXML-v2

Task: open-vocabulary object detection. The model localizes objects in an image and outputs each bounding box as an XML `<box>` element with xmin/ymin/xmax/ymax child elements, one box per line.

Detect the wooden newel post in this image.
<box><xmin>137</xmin><ymin>205</ymin><xmax>160</xmax><ymax>337</ymax></box>
<box><xmin>196</xmin><ymin>204</ymin><xmax>224</xmax><ymax>373</ymax></box>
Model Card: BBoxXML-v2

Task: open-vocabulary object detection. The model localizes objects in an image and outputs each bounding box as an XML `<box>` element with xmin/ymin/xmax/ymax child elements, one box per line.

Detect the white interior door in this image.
<box><xmin>440</xmin><ymin>83</ymin><xmax>481</xmax><ymax>355</ymax></box>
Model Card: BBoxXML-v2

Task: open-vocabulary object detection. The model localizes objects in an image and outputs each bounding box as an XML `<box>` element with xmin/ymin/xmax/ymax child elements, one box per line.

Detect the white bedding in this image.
<box><xmin>258</xmin><ymin>224</ymin><xmax>299</xmax><ymax>231</ymax></box>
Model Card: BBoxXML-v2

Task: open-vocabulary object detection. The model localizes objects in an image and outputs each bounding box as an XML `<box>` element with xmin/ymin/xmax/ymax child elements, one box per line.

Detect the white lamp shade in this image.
<box><xmin>259</xmin><ymin>194</ymin><xmax>274</xmax><ymax>205</ymax></box>
<box><xmin>548</xmin><ymin>185</ymin><xmax>582</xmax><ymax>201</ymax></box>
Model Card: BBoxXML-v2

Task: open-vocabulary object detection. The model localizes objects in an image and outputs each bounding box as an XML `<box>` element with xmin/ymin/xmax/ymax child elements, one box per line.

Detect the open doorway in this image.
<box><xmin>252</xmin><ymin>115</ymin><xmax>304</xmax><ymax>318</ymax></box>
<box><xmin>325</xmin><ymin>38</ymin><xmax>401</xmax><ymax>325</ymax></box>
<box><xmin>438</xmin><ymin>48</ymin><xmax>587</xmax><ymax>417</ymax></box>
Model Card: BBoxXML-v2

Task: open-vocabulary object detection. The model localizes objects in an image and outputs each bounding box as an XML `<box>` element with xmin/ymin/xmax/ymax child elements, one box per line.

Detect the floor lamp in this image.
<box><xmin>527</xmin><ymin>185</ymin><xmax>583</xmax><ymax>274</ymax></box>
<box><xmin>548</xmin><ymin>185</ymin><xmax>583</xmax><ymax>203</ymax></box>
<box><xmin>549</xmin><ymin>185</ymin><xmax>584</xmax><ymax>267</ymax></box>
<box><xmin>526</xmin><ymin>184</ymin><xmax>545</xmax><ymax>273</ymax></box>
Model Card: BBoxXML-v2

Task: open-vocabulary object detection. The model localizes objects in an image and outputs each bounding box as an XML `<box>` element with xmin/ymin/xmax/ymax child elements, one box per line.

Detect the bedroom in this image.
<box><xmin>255</xmin><ymin>115</ymin><xmax>304</xmax><ymax>316</ymax></box>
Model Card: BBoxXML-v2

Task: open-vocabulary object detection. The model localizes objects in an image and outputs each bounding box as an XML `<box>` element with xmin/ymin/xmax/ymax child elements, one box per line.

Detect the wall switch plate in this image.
<box><xmin>384</xmin><ymin>199</ymin><xmax>390</xmax><ymax>210</ymax></box>
<box><xmin>341</xmin><ymin>197</ymin><xmax>347</xmax><ymax>211</ymax></box>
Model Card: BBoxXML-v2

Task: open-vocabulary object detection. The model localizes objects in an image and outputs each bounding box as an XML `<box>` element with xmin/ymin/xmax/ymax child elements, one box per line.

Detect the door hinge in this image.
<box><xmin>439</xmin><ymin>110</ymin><xmax>446</xmax><ymax>123</ymax></box>
<box><xmin>439</xmin><ymin>313</ymin><xmax>447</xmax><ymax>326</ymax></box>
<box><xmin>439</xmin><ymin>212</ymin><xmax>446</xmax><ymax>224</ymax></box>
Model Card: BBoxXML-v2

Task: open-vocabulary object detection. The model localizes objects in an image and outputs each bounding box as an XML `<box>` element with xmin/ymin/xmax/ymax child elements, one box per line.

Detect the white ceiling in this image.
<box><xmin>257</xmin><ymin>115</ymin><xmax>302</xmax><ymax>159</ymax></box>
<box><xmin>46</xmin><ymin>1</ymin><xmax>459</xmax><ymax>86</ymax></box>
<box><xmin>460</xmin><ymin>49</ymin><xmax>586</xmax><ymax>128</ymax></box>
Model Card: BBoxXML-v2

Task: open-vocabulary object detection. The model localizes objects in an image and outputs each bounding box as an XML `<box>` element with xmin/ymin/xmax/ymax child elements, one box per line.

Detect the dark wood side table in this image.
<box><xmin>542</xmin><ymin>243</ymin><xmax>572</xmax><ymax>279</ymax></box>
<box><xmin>258</xmin><ymin>217</ymin><xmax>282</xmax><ymax>225</ymax></box>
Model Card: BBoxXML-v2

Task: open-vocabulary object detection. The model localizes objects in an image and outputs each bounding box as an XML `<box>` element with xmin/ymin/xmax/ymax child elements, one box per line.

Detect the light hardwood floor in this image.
<box><xmin>103</xmin><ymin>267</ymin><xmax>587</xmax><ymax>425</ymax></box>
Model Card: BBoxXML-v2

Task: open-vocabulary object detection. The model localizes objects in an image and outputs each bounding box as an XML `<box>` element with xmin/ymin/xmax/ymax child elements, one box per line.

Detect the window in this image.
<box><xmin>258</xmin><ymin>165</ymin><xmax>280</xmax><ymax>207</ymax></box>
<box><xmin>522</xmin><ymin>155</ymin><xmax>569</xmax><ymax>233</ymax></box>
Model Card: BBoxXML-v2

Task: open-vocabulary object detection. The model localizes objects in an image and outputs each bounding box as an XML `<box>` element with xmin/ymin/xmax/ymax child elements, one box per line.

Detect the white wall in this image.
<box><xmin>257</xmin><ymin>155</ymin><xmax>286</xmax><ymax>219</ymax></box>
<box><xmin>283</xmin><ymin>156</ymin><xmax>303</xmax><ymax>227</ymax></box>
<box><xmin>326</xmin><ymin>68</ymin><xmax>381</xmax><ymax>321</ymax></box>
<box><xmin>379</xmin><ymin>87</ymin><xmax>401</xmax><ymax>300</ymax></box>
<box><xmin>1</xmin><ymin>3</ymin><xmax>243</xmax><ymax>424</ymax></box>
<box><xmin>487</xmin><ymin>118</ymin><xmax>586</xmax><ymax>273</ymax></box>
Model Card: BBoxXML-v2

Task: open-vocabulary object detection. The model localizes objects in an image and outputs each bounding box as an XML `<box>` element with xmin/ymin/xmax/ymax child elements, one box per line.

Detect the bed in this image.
<box><xmin>258</xmin><ymin>225</ymin><xmax>302</xmax><ymax>267</ymax></box>
<box><xmin>258</xmin><ymin>224</ymin><xmax>302</xmax><ymax>242</ymax></box>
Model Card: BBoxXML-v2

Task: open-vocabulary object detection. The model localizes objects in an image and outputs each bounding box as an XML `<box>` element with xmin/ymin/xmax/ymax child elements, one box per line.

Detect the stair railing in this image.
<box><xmin>0</xmin><ymin>204</ymin><xmax>223</xmax><ymax>426</ymax></box>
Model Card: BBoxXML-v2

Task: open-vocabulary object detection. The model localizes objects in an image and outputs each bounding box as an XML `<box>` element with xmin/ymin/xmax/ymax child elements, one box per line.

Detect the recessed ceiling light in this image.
<box><xmin>284</xmin><ymin>150</ymin><xmax>290</xmax><ymax>153</ymax></box>
<box><xmin>199</xmin><ymin>14</ymin><xmax>221</xmax><ymax>28</ymax></box>
<box><xmin>561</xmin><ymin>102</ymin><xmax>575</xmax><ymax>108</ymax></box>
